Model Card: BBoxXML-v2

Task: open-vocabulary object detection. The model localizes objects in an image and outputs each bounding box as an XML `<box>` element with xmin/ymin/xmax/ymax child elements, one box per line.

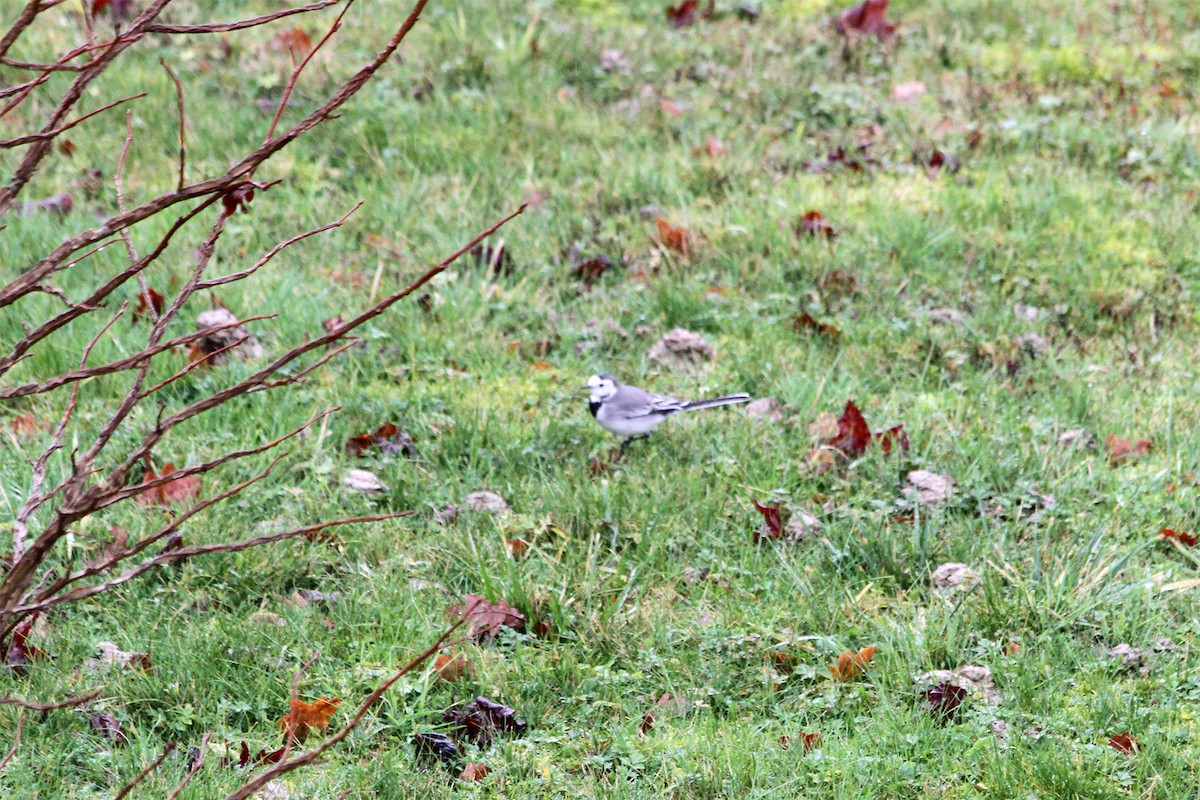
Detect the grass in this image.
<box><xmin>2</xmin><ymin>0</ymin><xmax>1200</xmax><ymax>796</ymax></box>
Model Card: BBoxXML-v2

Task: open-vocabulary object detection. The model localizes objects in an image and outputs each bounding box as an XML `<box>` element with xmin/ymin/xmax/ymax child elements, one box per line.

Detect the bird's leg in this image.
<box><xmin>614</xmin><ymin>434</ymin><xmax>650</xmax><ymax>463</ymax></box>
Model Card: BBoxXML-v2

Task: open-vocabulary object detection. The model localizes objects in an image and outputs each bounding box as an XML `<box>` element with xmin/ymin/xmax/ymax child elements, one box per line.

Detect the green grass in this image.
<box><xmin>3</xmin><ymin>0</ymin><xmax>1200</xmax><ymax>796</ymax></box>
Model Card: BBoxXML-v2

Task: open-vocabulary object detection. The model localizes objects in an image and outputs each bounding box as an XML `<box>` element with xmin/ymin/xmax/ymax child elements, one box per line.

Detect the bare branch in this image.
<box><xmin>0</xmin><ymin>688</ymin><xmax>103</xmax><ymax>712</ymax></box>
<box><xmin>112</xmin><ymin>742</ymin><xmax>176</xmax><ymax>800</ymax></box>
<box><xmin>265</xmin><ymin>0</ymin><xmax>355</xmax><ymax>145</ymax></box>
<box><xmin>145</xmin><ymin>0</ymin><xmax>343</xmax><ymax>34</ymax></box>
<box><xmin>0</xmin><ymin>93</ymin><xmax>144</xmax><ymax>149</ymax></box>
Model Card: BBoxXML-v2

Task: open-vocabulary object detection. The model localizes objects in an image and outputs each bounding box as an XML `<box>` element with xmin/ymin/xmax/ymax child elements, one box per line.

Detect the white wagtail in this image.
<box><xmin>586</xmin><ymin>373</ymin><xmax>751</xmax><ymax>460</ymax></box>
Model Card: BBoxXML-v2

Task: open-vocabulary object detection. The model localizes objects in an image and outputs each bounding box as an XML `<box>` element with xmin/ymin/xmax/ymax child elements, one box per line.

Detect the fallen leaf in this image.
<box><xmin>193</xmin><ymin>308</ymin><xmax>265</xmax><ymax>364</ymax></box>
<box><xmin>343</xmin><ymin>468</ymin><xmax>386</xmax><ymax>494</ymax></box>
<box><xmin>444</xmin><ymin>696</ymin><xmax>528</xmax><ymax>744</ymax></box>
<box><xmin>448</xmin><ymin>594</ymin><xmax>526</xmax><ymax>641</ymax></box>
<box><xmin>571</xmin><ymin>254</ymin><xmax>617</xmax><ymax>288</ymax></box>
<box><xmin>823</xmin><ymin>400</ymin><xmax>909</xmax><ymax>459</ymax></box>
<box><xmin>655</xmin><ymin>218</ymin><xmax>691</xmax><ymax>256</ymax></box>
<box><xmin>5</xmin><ymin>614</ymin><xmax>49</xmax><ymax>673</ymax></box>
<box><xmin>506</xmin><ymin>537</ymin><xmax>530</xmax><ymax>559</ymax></box>
<box><xmin>135</xmin><ymin>461</ymin><xmax>202</xmax><ymax>508</ymax></box>
<box><xmin>793</xmin><ymin>311</ymin><xmax>840</xmax><ymax>338</ymax></box>
<box><xmin>459</xmin><ymin>762</ymin><xmax>490</xmax><ymax>781</ymax></box>
<box><xmin>917</xmin><ymin>665</ymin><xmax>1000</xmax><ymax>704</ymax></box>
<box><xmin>85</xmin><ymin>525</ymin><xmax>129</xmax><ymax>570</ymax></box>
<box><xmin>640</xmin><ymin>691</ymin><xmax>674</xmax><ymax>734</ymax></box>
<box><xmin>924</xmin><ymin>682</ymin><xmax>968</xmax><ymax>721</ymax></box>
<box><xmin>57</xmin><ymin>138</ymin><xmax>77</xmax><ymax>157</ymax></box>
<box><xmin>266</xmin><ymin>27</ymin><xmax>313</xmax><ymax>58</ymax></box>
<box><xmin>779</xmin><ymin>731</ymin><xmax>822</xmax><ymax>751</ymax></box>
<box><xmin>7</xmin><ymin>412</ymin><xmax>47</xmax><ymax>436</ymax></box>
<box><xmin>744</xmin><ymin>397</ymin><xmax>784</xmax><ymax>422</ymax></box>
<box><xmin>834</xmin><ymin>0</ymin><xmax>894</xmax><ymax>39</ymax></box>
<box><xmin>794</xmin><ymin>210</ymin><xmax>837</xmax><ymax>239</ymax></box>
<box><xmin>412</xmin><ymin>732</ymin><xmax>458</xmax><ymax>764</ymax></box>
<box><xmin>1105</xmin><ymin>434</ymin><xmax>1152</xmax><ymax>466</ymax></box>
<box><xmin>470</xmin><ymin>243</ymin><xmax>514</xmax><ymax>276</ymax></box>
<box><xmin>906</xmin><ymin>470</ymin><xmax>956</xmax><ymax>505</ymax></box>
<box><xmin>345</xmin><ymin>423</ymin><xmax>418</xmax><ymax>458</ymax></box>
<box><xmin>829</xmin><ymin>645</ymin><xmax>876</xmax><ymax>681</ymax></box>
<box><xmin>665</xmin><ymin>0</ymin><xmax>714</xmax><ymax>29</ymax></box>
<box><xmin>1107</xmin><ymin>733</ymin><xmax>1138</xmax><ymax>755</ymax></box>
<box><xmin>752</xmin><ymin>500</ymin><xmax>784</xmax><ymax>542</ymax></box>
<box><xmin>922</xmin><ymin>148</ymin><xmax>959</xmax><ymax>178</ymax></box>
<box><xmin>433</xmin><ymin>652</ymin><xmax>474</xmax><ymax>682</ymax></box>
<box><xmin>1159</xmin><ymin>528</ymin><xmax>1198</xmax><ymax>547</ymax></box>
<box><xmin>90</xmin><ymin>714</ymin><xmax>126</xmax><ymax>745</ymax></box>
<box><xmin>131</xmin><ymin>287</ymin><xmax>165</xmax><ymax>323</ymax></box>
<box><xmin>278</xmin><ymin>696</ymin><xmax>340</xmax><ymax>743</ymax></box>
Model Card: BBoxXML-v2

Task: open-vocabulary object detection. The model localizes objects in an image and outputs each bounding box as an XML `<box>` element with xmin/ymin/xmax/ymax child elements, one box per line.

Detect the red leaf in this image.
<box><xmin>665</xmin><ymin>0</ymin><xmax>714</xmax><ymax>28</ymax></box>
<box><xmin>834</xmin><ymin>0</ymin><xmax>895</xmax><ymax>39</ymax></box>
<box><xmin>133</xmin><ymin>287</ymin><xmax>164</xmax><ymax>323</ymax></box>
<box><xmin>1107</xmin><ymin>733</ymin><xmax>1138</xmax><ymax>755</ymax></box>
<box><xmin>220</xmin><ymin>184</ymin><xmax>255</xmax><ymax>217</ymax></box>
<box><xmin>571</xmin><ymin>254</ymin><xmax>617</xmax><ymax>288</ymax></box>
<box><xmin>448</xmin><ymin>594</ymin><xmax>526</xmax><ymax>641</ymax></box>
<box><xmin>823</xmin><ymin>401</ymin><xmax>908</xmax><ymax>459</ymax></box>
<box><xmin>1159</xmin><ymin>528</ymin><xmax>1198</xmax><ymax>547</ymax></box>
<box><xmin>267</xmin><ymin>27</ymin><xmax>313</xmax><ymax>58</ymax></box>
<box><xmin>5</xmin><ymin>614</ymin><xmax>50</xmax><ymax>673</ymax></box>
<box><xmin>345</xmin><ymin>423</ymin><xmax>418</xmax><ymax>458</ymax></box>
<box><xmin>135</xmin><ymin>461</ymin><xmax>202</xmax><ymax>507</ymax></box>
<box><xmin>795</xmin><ymin>210</ymin><xmax>837</xmax><ymax>239</ymax></box>
<box><xmin>655</xmin><ymin>217</ymin><xmax>691</xmax><ymax>256</ymax></box>
<box><xmin>924</xmin><ymin>682</ymin><xmax>968</xmax><ymax>720</ymax></box>
<box><xmin>780</xmin><ymin>731</ymin><xmax>822</xmax><ymax>751</ymax></box>
<box><xmin>1105</xmin><ymin>434</ymin><xmax>1152</xmax><ymax>466</ymax></box>
<box><xmin>640</xmin><ymin>692</ymin><xmax>674</xmax><ymax>734</ymax></box>
<box><xmin>753</xmin><ymin>500</ymin><xmax>783</xmax><ymax>542</ymax></box>
<box><xmin>444</xmin><ymin>696</ymin><xmax>527</xmax><ymax>745</ymax></box>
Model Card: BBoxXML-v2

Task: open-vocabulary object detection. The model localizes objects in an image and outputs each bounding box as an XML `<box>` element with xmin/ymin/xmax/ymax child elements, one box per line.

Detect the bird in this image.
<box><xmin>585</xmin><ymin>373</ymin><xmax>751</xmax><ymax>460</ymax></box>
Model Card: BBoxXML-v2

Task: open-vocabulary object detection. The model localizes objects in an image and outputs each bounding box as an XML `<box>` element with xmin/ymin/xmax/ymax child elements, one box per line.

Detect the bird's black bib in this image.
<box><xmin>588</xmin><ymin>400</ymin><xmax>600</xmax><ymax>418</ymax></box>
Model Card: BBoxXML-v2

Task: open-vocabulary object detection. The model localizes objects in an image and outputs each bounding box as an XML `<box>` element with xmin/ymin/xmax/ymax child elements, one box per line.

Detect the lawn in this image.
<box><xmin>2</xmin><ymin>0</ymin><xmax>1200</xmax><ymax>797</ymax></box>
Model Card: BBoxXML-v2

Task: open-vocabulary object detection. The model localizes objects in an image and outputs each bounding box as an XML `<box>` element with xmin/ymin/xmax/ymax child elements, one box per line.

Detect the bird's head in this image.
<box><xmin>585</xmin><ymin>373</ymin><xmax>619</xmax><ymax>401</ymax></box>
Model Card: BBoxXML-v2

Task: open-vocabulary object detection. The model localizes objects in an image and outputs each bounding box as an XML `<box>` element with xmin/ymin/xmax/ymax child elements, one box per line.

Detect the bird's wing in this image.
<box><xmin>616</xmin><ymin>385</ymin><xmax>686</xmax><ymax>417</ymax></box>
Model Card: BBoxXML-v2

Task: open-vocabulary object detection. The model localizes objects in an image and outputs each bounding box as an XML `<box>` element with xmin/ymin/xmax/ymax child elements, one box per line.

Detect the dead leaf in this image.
<box><xmin>433</xmin><ymin>652</ymin><xmax>474</xmax><ymax>682</ymax></box>
<box><xmin>342</xmin><ymin>468</ymin><xmax>386</xmax><ymax>494</ymax></box>
<box><xmin>818</xmin><ymin>269</ymin><xmax>859</xmax><ymax>293</ymax></box>
<box><xmin>345</xmin><ymin>423</ymin><xmax>418</xmax><ymax>458</ymax></box>
<box><xmin>278</xmin><ymin>696</ymin><xmax>340</xmax><ymax>742</ymax></box>
<box><xmin>793</xmin><ymin>311</ymin><xmax>840</xmax><ymax>338</ymax></box>
<box><xmin>906</xmin><ymin>470</ymin><xmax>955</xmax><ymax>505</ymax></box>
<box><xmin>571</xmin><ymin>254</ymin><xmax>617</xmax><ymax>288</ymax></box>
<box><xmin>692</xmin><ymin>136</ymin><xmax>726</xmax><ymax>157</ymax></box>
<box><xmin>7</xmin><ymin>412</ymin><xmax>47</xmax><ymax>436</ymax></box>
<box><xmin>459</xmin><ymin>762</ymin><xmax>490</xmax><ymax>781</ymax></box>
<box><xmin>744</xmin><ymin>397</ymin><xmax>784</xmax><ymax>422</ymax></box>
<box><xmin>90</xmin><ymin>713</ymin><xmax>126</xmax><ymax>745</ymax></box>
<box><xmin>752</xmin><ymin>500</ymin><xmax>783</xmax><ymax>542</ymax></box>
<box><xmin>14</xmin><ymin>194</ymin><xmax>73</xmax><ymax>217</ymax></box>
<box><xmin>5</xmin><ymin>614</ymin><xmax>50</xmax><ymax>673</ymax></box>
<box><xmin>135</xmin><ymin>461</ymin><xmax>202</xmax><ymax>508</ymax></box>
<box><xmin>1107</xmin><ymin>733</ymin><xmax>1138</xmax><ymax>755</ymax></box>
<box><xmin>924</xmin><ymin>682</ymin><xmax>968</xmax><ymax>721</ymax></box>
<box><xmin>133</xmin><ymin>287</ymin><xmax>164</xmax><ymax>323</ymax></box>
<box><xmin>655</xmin><ymin>218</ymin><xmax>691</xmax><ymax>256</ymax></box>
<box><xmin>412</xmin><ymin>732</ymin><xmax>458</xmax><ymax>764</ymax></box>
<box><xmin>1105</xmin><ymin>434</ymin><xmax>1152</xmax><ymax>466</ymax></box>
<box><xmin>1159</xmin><ymin>528</ymin><xmax>1198</xmax><ymax>547</ymax></box>
<box><xmin>665</xmin><ymin>0</ymin><xmax>714</xmax><ymax>29</ymax></box>
<box><xmin>57</xmin><ymin>138</ymin><xmax>78</xmax><ymax>157</ymax></box>
<box><xmin>266</xmin><ymin>27</ymin><xmax>313</xmax><ymax>58</ymax></box>
<box><xmin>822</xmin><ymin>400</ymin><xmax>909</xmax><ymax>459</ymax></box>
<box><xmin>639</xmin><ymin>691</ymin><xmax>675</xmax><ymax>734</ymax></box>
<box><xmin>834</xmin><ymin>0</ymin><xmax>894</xmax><ymax>39</ymax></box>
<box><xmin>444</xmin><ymin>696</ymin><xmax>527</xmax><ymax>744</ymax></box>
<box><xmin>448</xmin><ymin>594</ymin><xmax>526</xmax><ymax>641</ymax></box>
<box><xmin>829</xmin><ymin>645</ymin><xmax>876</xmax><ymax>681</ymax></box>
<box><xmin>794</xmin><ymin>210</ymin><xmax>837</xmax><ymax>239</ymax></box>
<box><xmin>506</xmin><ymin>537</ymin><xmax>530</xmax><ymax>559</ymax></box>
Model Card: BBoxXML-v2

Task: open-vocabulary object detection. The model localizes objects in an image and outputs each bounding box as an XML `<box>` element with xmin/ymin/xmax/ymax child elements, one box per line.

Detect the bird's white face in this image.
<box><xmin>586</xmin><ymin>374</ymin><xmax>618</xmax><ymax>402</ymax></box>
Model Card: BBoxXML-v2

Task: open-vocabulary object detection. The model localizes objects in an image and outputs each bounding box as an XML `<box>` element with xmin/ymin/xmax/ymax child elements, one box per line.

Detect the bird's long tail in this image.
<box><xmin>679</xmin><ymin>393</ymin><xmax>752</xmax><ymax>412</ymax></box>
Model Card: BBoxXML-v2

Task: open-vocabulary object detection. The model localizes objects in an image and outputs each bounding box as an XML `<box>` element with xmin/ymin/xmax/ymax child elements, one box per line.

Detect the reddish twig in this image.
<box><xmin>0</xmin><ymin>714</ymin><xmax>24</xmax><ymax>773</ymax></box>
<box><xmin>146</xmin><ymin>0</ymin><xmax>343</xmax><ymax>34</ymax></box>
<box><xmin>0</xmin><ymin>688</ymin><xmax>103</xmax><ymax>712</ymax></box>
<box><xmin>0</xmin><ymin>92</ymin><xmax>145</xmax><ymax>148</ymax></box>
<box><xmin>165</xmin><ymin>732</ymin><xmax>210</xmax><ymax>800</ymax></box>
<box><xmin>112</xmin><ymin>741</ymin><xmax>176</xmax><ymax>800</ymax></box>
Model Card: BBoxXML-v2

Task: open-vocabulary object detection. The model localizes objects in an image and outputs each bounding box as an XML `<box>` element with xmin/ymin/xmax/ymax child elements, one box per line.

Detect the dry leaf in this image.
<box><xmin>829</xmin><ymin>645</ymin><xmax>876</xmax><ymax>681</ymax></box>
<box><xmin>135</xmin><ymin>461</ymin><xmax>201</xmax><ymax>507</ymax></box>
<box><xmin>655</xmin><ymin>217</ymin><xmax>691</xmax><ymax>256</ymax></box>
<box><xmin>1107</xmin><ymin>733</ymin><xmax>1138</xmax><ymax>755</ymax></box>
<box><xmin>1105</xmin><ymin>434</ymin><xmax>1152</xmax><ymax>466</ymax></box>
<box><xmin>448</xmin><ymin>594</ymin><xmax>526</xmax><ymax>641</ymax></box>
<box><xmin>278</xmin><ymin>696</ymin><xmax>340</xmax><ymax>742</ymax></box>
<box><xmin>433</xmin><ymin>652</ymin><xmax>474</xmax><ymax>682</ymax></box>
<box><xmin>459</xmin><ymin>762</ymin><xmax>490</xmax><ymax>781</ymax></box>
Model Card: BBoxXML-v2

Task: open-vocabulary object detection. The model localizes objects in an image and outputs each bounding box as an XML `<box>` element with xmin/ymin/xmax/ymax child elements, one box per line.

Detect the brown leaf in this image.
<box><xmin>220</xmin><ymin>184</ymin><xmax>255</xmax><ymax>217</ymax></box>
<box><xmin>824</xmin><ymin>400</ymin><xmax>908</xmax><ymax>459</ymax></box>
<box><xmin>278</xmin><ymin>696</ymin><xmax>340</xmax><ymax>742</ymax></box>
<box><xmin>135</xmin><ymin>461</ymin><xmax>201</xmax><ymax>508</ymax></box>
<box><xmin>752</xmin><ymin>500</ymin><xmax>783</xmax><ymax>543</ymax></box>
<box><xmin>1107</xmin><ymin>733</ymin><xmax>1138</xmax><ymax>755</ymax></box>
<box><xmin>1159</xmin><ymin>528</ymin><xmax>1198</xmax><ymax>547</ymax></box>
<box><xmin>444</xmin><ymin>696</ymin><xmax>528</xmax><ymax>744</ymax></box>
<box><xmin>829</xmin><ymin>645</ymin><xmax>876</xmax><ymax>681</ymax></box>
<box><xmin>433</xmin><ymin>652</ymin><xmax>474</xmax><ymax>682</ymax></box>
<box><xmin>57</xmin><ymin>138</ymin><xmax>78</xmax><ymax>157</ymax></box>
<box><xmin>267</xmin><ymin>27</ymin><xmax>313</xmax><ymax>58</ymax></box>
<box><xmin>132</xmin><ymin>287</ymin><xmax>164</xmax><ymax>323</ymax></box>
<box><xmin>793</xmin><ymin>311</ymin><xmax>840</xmax><ymax>338</ymax></box>
<box><xmin>794</xmin><ymin>210</ymin><xmax>837</xmax><ymax>239</ymax></box>
<box><xmin>665</xmin><ymin>0</ymin><xmax>714</xmax><ymax>29</ymax></box>
<box><xmin>834</xmin><ymin>0</ymin><xmax>894</xmax><ymax>39</ymax></box>
<box><xmin>90</xmin><ymin>713</ymin><xmax>126</xmax><ymax>745</ymax></box>
<box><xmin>345</xmin><ymin>423</ymin><xmax>418</xmax><ymax>458</ymax></box>
<box><xmin>506</xmin><ymin>537</ymin><xmax>530</xmax><ymax>559</ymax></box>
<box><xmin>5</xmin><ymin>614</ymin><xmax>50</xmax><ymax>673</ymax></box>
<box><xmin>15</xmin><ymin>194</ymin><xmax>73</xmax><ymax>217</ymax></box>
<box><xmin>924</xmin><ymin>682</ymin><xmax>968</xmax><ymax>721</ymax></box>
<box><xmin>1105</xmin><ymin>434</ymin><xmax>1152</xmax><ymax>466</ymax></box>
<box><xmin>655</xmin><ymin>217</ymin><xmax>691</xmax><ymax>256</ymax></box>
<box><xmin>448</xmin><ymin>594</ymin><xmax>526</xmax><ymax>641</ymax></box>
<box><xmin>639</xmin><ymin>691</ymin><xmax>674</xmax><ymax>734</ymax></box>
<box><xmin>780</xmin><ymin>731</ymin><xmax>822</xmax><ymax>751</ymax></box>
<box><xmin>459</xmin><ymin>762</ymin><xmax>490</xmax><ymax>782</ymax></box>
<box><xmin>7</xmin><ymin>412</ymin><xmax>47</xmax><ymax>436</ymax></box>
<box><xmin>571</xmin><ymin>254</ymin><xmax>617</xmax><ymax>288</ymax></box>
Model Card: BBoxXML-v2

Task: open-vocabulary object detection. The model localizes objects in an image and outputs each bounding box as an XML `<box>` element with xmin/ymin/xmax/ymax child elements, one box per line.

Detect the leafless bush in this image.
<box><xmin>0</xmin><ymin>0</ymin><xmax>521</xmax><ymax>790</ymax></box>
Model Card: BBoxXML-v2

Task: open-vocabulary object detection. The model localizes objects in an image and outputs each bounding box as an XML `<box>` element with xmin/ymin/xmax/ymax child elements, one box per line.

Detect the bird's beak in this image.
<box><xmin>581</xmin><ymin>385</ymin><xmax>592</xmax><ymax>391</ymax></box>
